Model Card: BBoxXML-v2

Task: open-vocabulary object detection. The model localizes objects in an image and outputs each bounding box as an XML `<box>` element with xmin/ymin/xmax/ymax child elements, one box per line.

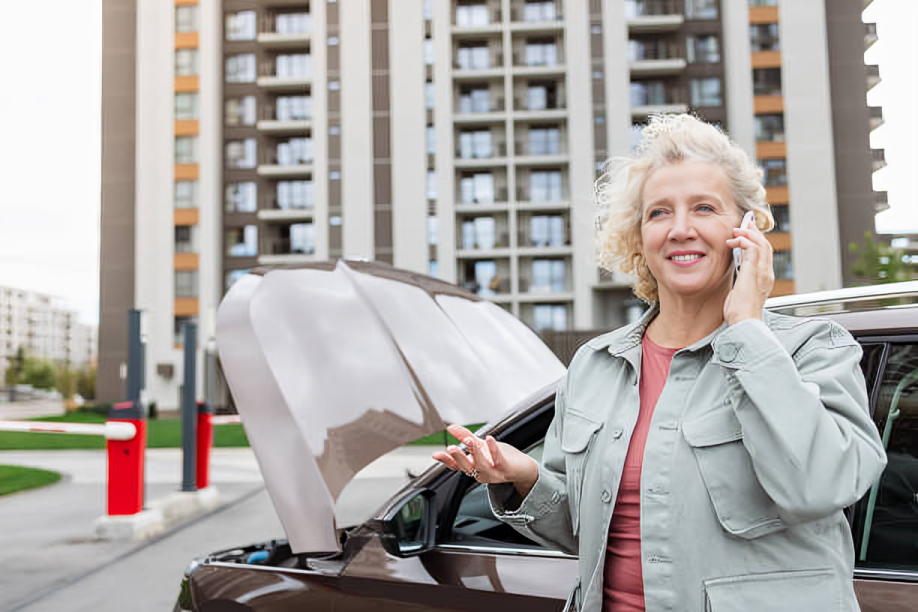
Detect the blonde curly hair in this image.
<box><xmin>596</xmin><ymin>114</ymin><xmax>775</xmax><ymax>303</ymax></box>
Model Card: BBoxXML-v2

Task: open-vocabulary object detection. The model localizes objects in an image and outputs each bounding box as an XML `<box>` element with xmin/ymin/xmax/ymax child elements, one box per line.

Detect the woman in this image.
<box><xmin>433</xmin><ymin>114</ymin><xmax>887</xmax><ymax>612</ymax></box>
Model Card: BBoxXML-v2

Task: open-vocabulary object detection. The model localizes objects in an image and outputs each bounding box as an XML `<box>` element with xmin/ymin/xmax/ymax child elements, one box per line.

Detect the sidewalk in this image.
<box><xmin>0</xmin><ymin>400</ymin><xmax>66</xmax><ymax>420</ymax></box>
<box><xmin>0</xmin><ymin>446</ymin><xmax>440</xmax><ymax>611</ymax></box>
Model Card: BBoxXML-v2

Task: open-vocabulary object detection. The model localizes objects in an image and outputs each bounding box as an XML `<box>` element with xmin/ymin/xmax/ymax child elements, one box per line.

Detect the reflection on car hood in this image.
<box><xmin>216</xmin><ymin>260</ymin><xmax>566</xmax><ymax>553</ymax></box>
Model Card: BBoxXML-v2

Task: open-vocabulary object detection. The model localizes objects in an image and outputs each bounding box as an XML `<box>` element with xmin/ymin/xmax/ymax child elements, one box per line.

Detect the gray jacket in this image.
<box><xmin>489</xmin><ymin>306</ymin><xmax>887</xmax><ymax>612</ymax></box>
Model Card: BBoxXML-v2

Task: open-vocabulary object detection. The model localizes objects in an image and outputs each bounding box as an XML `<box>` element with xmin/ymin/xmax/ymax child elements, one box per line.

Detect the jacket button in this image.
<box><xmin>718</xmin><ymin>343</ymin><xmax>740</xmax><ymax>362</ymax></box>
<box><xmin>612</xmin><ymin>428</ymin><xmax>623</xmax><ymax>440</ymax></box>
<box><xmin>601</xmin><ymin>489</ymin><xmax>612</xmax><ymax>503</ymax></box>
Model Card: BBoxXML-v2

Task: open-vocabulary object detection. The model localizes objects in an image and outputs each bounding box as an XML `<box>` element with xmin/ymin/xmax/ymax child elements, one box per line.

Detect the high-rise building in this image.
<box><xmin>99</xmin><ymin>0</ymin><xmax>880</xmax><ymax>409</ymax></box>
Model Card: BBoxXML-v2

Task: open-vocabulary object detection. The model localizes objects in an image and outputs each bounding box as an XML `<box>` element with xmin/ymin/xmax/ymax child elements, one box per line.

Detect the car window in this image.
<box><xmin>859</xmin><ymin>343</ymin><xmax>886</xmax><ymax>414</ymax></box>
<box><xmin>854</xmin><ymin>342</ymin><xmax>918</xmax><ymax>570</ymax></box>
<box><xmin>445</xmin><ymin>441</ymin><xmax>546</xmax><ymax>549</ymax></box>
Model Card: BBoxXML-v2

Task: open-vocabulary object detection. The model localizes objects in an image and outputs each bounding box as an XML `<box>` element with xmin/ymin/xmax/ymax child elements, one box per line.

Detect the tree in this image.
<box><xmin>849</xmin><ymin>231</ymin><xmax>913</xmax><ymax>285</ymax></box>
<box><xmin>76</xmin><ymin>365</ymin><xmax>96</xmax><ymax>400</ymax></box>
<box><xmin>21</xmin><ymin>357</ymin><xmax>56</xmax><ymax>391</ymax></box>
<box><xmin>55</xmin><ymin>364</ymin><xmax>76</xmax><ymax>399</ymax></box>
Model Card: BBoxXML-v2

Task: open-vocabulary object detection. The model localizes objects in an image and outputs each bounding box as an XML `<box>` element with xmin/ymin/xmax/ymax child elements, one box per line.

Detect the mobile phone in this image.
<box><xmin>733</xmin><ymin>211</ymin><xmax>756</xmax><ymax>272</ymax></box>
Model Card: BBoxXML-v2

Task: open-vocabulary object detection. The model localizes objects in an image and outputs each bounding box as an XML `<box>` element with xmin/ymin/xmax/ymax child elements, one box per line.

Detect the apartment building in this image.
<box><xmin>0</xmin><ymin>287</ymin><xmax>97</xmax><ymax>377</ymax></box>
<box><xmin>98</xmin><ymin>0</ymin><xmax>879</xmax><ymax>409</ymax></box>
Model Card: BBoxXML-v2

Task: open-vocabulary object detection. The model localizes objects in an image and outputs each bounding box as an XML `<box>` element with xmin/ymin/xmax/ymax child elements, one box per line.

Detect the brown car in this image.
<box><xmin>175</xmin><ymin>262</ymin><xmax>918</xmax><ymax>611</ymax></box>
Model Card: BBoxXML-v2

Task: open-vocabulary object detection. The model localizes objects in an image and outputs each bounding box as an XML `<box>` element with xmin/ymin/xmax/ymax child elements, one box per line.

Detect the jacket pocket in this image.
<box><xmin>703</xmin><ymin>569</ymin><xmax>839</xmax><ymax>612</ymax></box>
<box><xmin>682</xmin><ymin>408</ymin><xmax>785</xmax><ymax>539</ymax></box>
<box><xmin>561</xmin><ymin>409</ymin><xmax>602</xmax><ymax>537</ymax></box>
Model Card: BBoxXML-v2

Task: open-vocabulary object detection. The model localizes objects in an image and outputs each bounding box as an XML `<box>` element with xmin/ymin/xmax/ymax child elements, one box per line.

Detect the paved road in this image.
<box><xmin>0</xmin><ymin>447</ymin><xmax>440</xmax><ymax>611</ymax></box>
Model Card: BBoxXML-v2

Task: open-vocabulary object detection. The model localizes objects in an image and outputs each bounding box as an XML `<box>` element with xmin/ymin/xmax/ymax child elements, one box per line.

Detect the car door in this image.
<box><xmin>851</xmin><ymin>339</ymin><xmax>918</xmax><ymax>611</ymax></box>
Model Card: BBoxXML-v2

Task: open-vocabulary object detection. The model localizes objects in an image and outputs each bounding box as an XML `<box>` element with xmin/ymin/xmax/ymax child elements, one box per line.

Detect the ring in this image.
<box><xmin>465</xmin><ymin>468</ymin><xmax>479</xmax><ymax>480</ymax></box>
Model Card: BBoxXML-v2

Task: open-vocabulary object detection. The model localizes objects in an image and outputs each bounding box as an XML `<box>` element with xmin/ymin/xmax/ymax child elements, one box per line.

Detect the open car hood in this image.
<box><xmin>216</xmin><ymin>261</ymin><xmax>566</xmax><ymax>553</ymax></box>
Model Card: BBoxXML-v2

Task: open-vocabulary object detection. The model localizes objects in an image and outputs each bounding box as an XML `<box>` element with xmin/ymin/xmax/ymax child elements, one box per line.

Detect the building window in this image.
<box><xmin>226</xmin><ymin>10</ymin><xmax>257</xmax><ymax>40</ymax></box>
<box><xmin>529</xmin><ymin>215</ymin><xmax>565</xmax><ymax>247</ymax></box>
<box><xmin>685</xmin><ymin>0</ymin><xmax>718</xmax><ymax>19</ymax></box>
<box><xmin>426</xmin><ymin>125</ymin><xmax>436</xmax><ymax>154</ymax></box>
<box><xmin>686</xmin><ymin>35</ymin><xmax>720</xmax><ymax>63</ymax></box>
<box><xmin>424</xmin><ymin>39</ymin><xmax>434</xmax><ymax>66</ymax></box>
<box><xmin>225</xmin><ymin>53</ymin><xmax>257</xmax><ymax>83</ymax></box>
<box><xmin>531</xmin><ymin>259</ymin><xmax>566</xmax><ymax>293</ymax></box>
<box><xmin>276</xmin><ymin>95</ymin><xmax>311</xmax><ymax>120</ymax></box>
<box><xmin>524</xmin><ymin>1</ymin><xmax>557</xmax><ymax>22</ymax></box>
<box><xmin>462</xmin><ymin>217</ymin><xmax>496</xmax><ymax>250</ymax></box>
<box><xmin>226</xmin><ymin>182</ymin><xmax>257</xmax><ymax>213</ymax></box>
<box><xmin>225</xmin><ymin>139</ymin><xmax>257</xmax><ymax>169</ymax></box>
<box><xmin>174</xmin><ymin>181</ymin><xmax>198</xmax><ymax>209</ymax></box>
<box><xmin>276</xmin><ymin>138</ymin><xmax>312</xmax><ymax>165</ymax></box>
<box><xmin>175</xmin><ymin>136</ymin><xmax>198</xmax><ymax>164</ymax></box>
<box><xmin>175</xmin><ymin>5</ymin><xmax>198</xmax><ymax>33</ymax></box>
<box><xmin>530</xmin><ymin>170</ymin><xmax>562</xmax><ymax>202</ymax></box>
<box><xmin>426</xmin><ymin>170</ymin><xmax>438</xmax><ymax>200</ymax></box>
<box><xmin>174</xmin><ymin>225</ymin><xmax>197</xmax><ymax>253</ymax></box>
<box><xmin>456</xmin><ymin>44</ymin><xmax>490</xmax><ymax>70</ymax></box>
<box><xmin>423</xmin><ymin>0</ymin><xmax>433</xmax><ymax>21</ymax></box>
<box><xmin>277</xmin><ymin>180</ymin><xmax>314</xmax><ymax>209</ymax></box>
<box><xmin>473</xmin><ymin>260</ymin><xmax>499</xmax><ymax>296</ymax></box>
<box><xmin>455</xmin><ymin>3</ymin><xmax>490</xmax><ymax>27</ymax></box>
<box><xmin>276</xmin><ymin>13</ymin><xmax>312</xmax><ymax>34</ymax></box>
<box><xmin>275</xmin><ymin>54</ymin><xmax>312</xmax><ymax>78</ymax></box>
<box><xmin>225</xmin><ymin>96</ymin><xmax>257</xmax><ymax>126</ymax></box>
<box><xmin>459</xmin><ymin>87</ymin><xmax>491</xmax><ymax>113</ymax></box>
<box><xmin>427</xmin><ymin>215</ymin><xmax>438</xmax><ymax>246</ymax></box>
<box><xmin>174</xmin><ymin>316</ymin><xmax>197</xmax><ymax>345</ymax></box>
<box><xmin>760</xmin><ymin>158</ymin><xmax>787</xmax><ymax>186</ymax></box>
<box><xmin>459</xmin><ymin>172</ymin><xmax>496</xmax><ymax>204</ymax></box>
<box><xmin>289</xmin><ymin>223</ymin><xmax>316</xmax><ymax>254</ymax></box>
<box><xmin>175</xmin><ymin>49</ymin><xmax>198</xmax><ymax>76</ymax></box>
<box><xmin>773</xmin><ymin>250</ymin><xmax>793</xmax><ymax>280</ymax></box>
<box><xmin>630</xmin><ymin>81</ymin><xmax>667</xmax><ymax>106</ymax></box>
<box><xmin>425</xmin><ymin>81</ymin><xmax>435</xmax><ymax>110</ymax></box>
<box><xmin>175</xmin><ymin>270</ymin><xmax>199</xmax><ymax>298</ymax></box>
<box><xmin>755</xmin><ymin>114</ymin><xmax>785</xmax><ymax>142</ymax></box>
<box><xmin>750</xmin><ymin>23</ymin><xmax>780</xmax><ymax>52</ymax></box>
<box><xmin>753</xmin><ymin>68</ymin><xmax>782</xmax><ymax>96</ymax></box>
<box><xmin>749</xmin><ymin>0</ymin><xmax>778</xmax><ymax>6</ymax></box>
<box><xmin>690</xmin><ymin>78</ymin><xmax>722</xmax><ymax>107</ymax></box>
<box><xmin>227</xmin><ymin>226</ymin><xmax>258</xmax><ymax>257</ymax></box>
<box><xmin>458</xmin><ymin>130</ymin><xmax>493</xmax><ymax>159</ymax></box>
<box><xmin>771</xmin><ymin>205</ymin><xmax>790</xmax><ymax>232</ymax></box>
<box><xmin>533</xmin><ymin>304</ymin><xmax>567</xmax><ymax>331</ymax></box>
<box><xmin>525</xmin><ymin>40</ymin><xmax>558</xmax><ymax>67</ymax></box>
<box><xmin>428</xmin><ymin>260</ymin><xmax>438</xmax><ymax>276</ymax></box>
<box><xmin>175</xmin><ymin>93</ymin><xmax>198</xmax><ymax>120</ymax></box>
<box><xmin>528</xmin><ymin>127</ymin><xmax>560</xmax><ymax>155</ymax></box>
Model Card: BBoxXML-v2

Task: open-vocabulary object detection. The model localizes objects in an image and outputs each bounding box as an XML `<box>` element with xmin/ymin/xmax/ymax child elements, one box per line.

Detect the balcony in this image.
<box><xmin>256</xmin><ymin>109</ymin><xmax>310</xmax><ymax>134</ymax></box>
<box><xmin>875</xmin><ymin>190</ymin><xmax>889</xmax><ymax>213</ymax></box>
<box><xmin>454</xmin><ymin>96</ymin><xmax>506</xmax><ymax>124</ymax></box>
<box><xmin>871</xmin><ymin>148</ymin><xmax>887</xmax><ymax>172</ymax></box>
<box><xmin>452</xmin><ymin>51</ymin><xmax>505</xmax><ymax>79</ymax></box>
<box><xmin>513</xmin><ymin>48</ymin><xmax>565</xmax><ymax>76</ymax></box>
<box><xmin>509</xmin><ymin>2</ymin><xmax>563</xmax><ymax>33</ymax></box>
<box><xmin>257</xmin><ymin>30</ymin><xmax>310</xmax><ymax>48</ymax></box>
<box><xmin>257</xmin><ymin>197</ymin><xmax>314</xmax><ymax>222</ymax></box>
<box><xmin>625</xmin><ymin>0</ymin><xmax>684</xmax><ymax>33</ymax></box>
<box><xmin>257</xmin><ymin>58</ymin><xmax>312</xmax><ymax>91</ymax></box>
<box><xmin>452</xmin><ymin>5</ymin><xmax>503</xmax><ymax>34</ymax></box>
<box><xmin>257</xmin><ymin>236</ymin><xmax>315</xmax><ymax>265</ymax></box>
<box><xmin>864</xmin><ymin>22</ymin><xmax>878</xmax><ymax>51</ymax></box>
<box><xmin>454</xmin><ymin>188</ymin><xmax>510</xmax><ymax>212</ymax></box>
<box><xmin>630</xmin><ymin>86</ymin><xmax>688</xmax><ymax>117</ymax></box>
<box><xmin>514</xmin><ymin>140</ymin><xmax>568</xmax><ymax>165</ymax></box>
<box><xmin>459</xmin><ymin>277</ymin><xmax>512</xmax><ymax>300</ymax></box>
<box><xmin>866</xmin><ymin>64</ymin><xmax>881</xmax><ymax>91</ymax></box>
<box><xmin>454</xmin><ymin>141</ymin><xmax>509</xmax><ymax>168</ymax></box>
<box><xmin>629</xmin><ymin>43</ymin><xmax>687</xmax><ymax>76</ymax></box>
<box><xmin>869</xmin><ymin>105</ymin><xmax>884</xmax><ymax>131</ymax></box>
<box><xmin>257</xmin><ymin>157</ymin><xmax>313</xmax><ymax>178</ymax></box>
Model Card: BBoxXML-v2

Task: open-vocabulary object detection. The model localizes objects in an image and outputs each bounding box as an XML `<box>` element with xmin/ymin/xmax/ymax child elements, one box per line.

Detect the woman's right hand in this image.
<box><xmin>432</xmin><ymin>424</ymin><xmax>540</xmax><ymax>498</ymax></box>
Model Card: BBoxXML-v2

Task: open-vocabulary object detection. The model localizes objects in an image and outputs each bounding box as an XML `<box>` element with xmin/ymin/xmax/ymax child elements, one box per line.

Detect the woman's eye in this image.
<box><xmin>648</xmin><ymin>209</ymin><xmax>665</xmax><ymax>218</ymax></box>
<box><xmin>697</xmin><ymin>205</ymin><xmax>714</xmax><ymax>213</ymax></box>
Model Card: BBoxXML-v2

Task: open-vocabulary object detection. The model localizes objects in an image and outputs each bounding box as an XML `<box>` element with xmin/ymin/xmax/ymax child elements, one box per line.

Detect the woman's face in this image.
<box><xmin>640</xmin><ymin>161</ymin><xmax>743</xmax><ymax>303</ymax></box>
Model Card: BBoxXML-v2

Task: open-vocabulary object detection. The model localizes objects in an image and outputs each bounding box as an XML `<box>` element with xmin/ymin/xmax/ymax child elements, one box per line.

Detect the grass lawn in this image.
<box><xmin>0</xmin><ymin>412</ymin><xmax>477</xmax><ymax>450</ymax></box>
<box><xmin>0</xmin><ymin>464</ymin><xmax>62</xmax><ymax>496</ymax></box>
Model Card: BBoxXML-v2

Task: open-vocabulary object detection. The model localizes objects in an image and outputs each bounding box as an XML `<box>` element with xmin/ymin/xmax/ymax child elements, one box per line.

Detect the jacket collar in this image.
<box><xmin>594</xmin><ymin>301</ymin><xmax>732</xmax><ymax>357</ymax></box>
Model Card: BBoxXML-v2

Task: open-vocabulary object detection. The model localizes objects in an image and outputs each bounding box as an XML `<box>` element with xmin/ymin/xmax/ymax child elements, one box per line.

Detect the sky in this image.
<box><xmin>0</xmin><ymin>1</ymin><xmax>914</xmax><ymax>327</ymax></box>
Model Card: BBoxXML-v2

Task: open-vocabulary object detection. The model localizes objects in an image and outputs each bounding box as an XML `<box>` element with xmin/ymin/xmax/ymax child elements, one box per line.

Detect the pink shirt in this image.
<box><xmin>602</xmin><ymin>334</ymin><xmax>679</xmax><ymax>612</ymax></box>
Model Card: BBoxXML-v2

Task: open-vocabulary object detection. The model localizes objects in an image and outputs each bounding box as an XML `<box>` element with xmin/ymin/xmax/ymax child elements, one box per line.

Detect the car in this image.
<box><xmin>175</xmin><ymin>262</ymin><xmax>918</xmax><ymax>611</ymax></box>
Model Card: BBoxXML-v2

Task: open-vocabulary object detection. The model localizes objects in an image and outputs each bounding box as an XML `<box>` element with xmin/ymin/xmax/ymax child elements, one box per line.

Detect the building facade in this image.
<box><xmin>99</xmin><ymin>0</ymin><xmax>880</xmax><ymax>409</ymax></box>
<box><xmin>0</xmin><ymin>286</ymin><xmax>97</xmax><ymax>378</ymax></box>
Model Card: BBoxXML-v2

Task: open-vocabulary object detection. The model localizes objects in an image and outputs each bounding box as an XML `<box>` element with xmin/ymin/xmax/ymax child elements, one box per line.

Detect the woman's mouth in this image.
<box><xmin>668</xmin><ymin>253</ymin><xmax>705</xmax><ymax>266</ymax></box>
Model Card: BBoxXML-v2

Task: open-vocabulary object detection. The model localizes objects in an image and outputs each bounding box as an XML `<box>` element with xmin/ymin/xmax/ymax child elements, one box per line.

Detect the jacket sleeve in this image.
<box><xmin>711</xmin><ymin>318</ymin><xmax>887</xmax><ymax>524</ymax></box>
<box><xmin>486</xmin><ymin>374</ymin><xmax>578</xmax><ymax>555</ymax></box>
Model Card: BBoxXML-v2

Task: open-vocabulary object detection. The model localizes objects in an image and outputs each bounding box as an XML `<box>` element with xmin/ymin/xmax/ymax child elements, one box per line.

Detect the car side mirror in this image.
<box><xmin>380</xmin><ymin>489</ymin><xmax>436</xmax><ymax>557</ymax></box>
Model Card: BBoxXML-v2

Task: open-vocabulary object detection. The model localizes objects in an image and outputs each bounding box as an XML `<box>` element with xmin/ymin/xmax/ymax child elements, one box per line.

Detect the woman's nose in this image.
<box><xmin>667</xmin><ymin>211</ymin><xmax>696</xmax><ymax>241</ymax></box>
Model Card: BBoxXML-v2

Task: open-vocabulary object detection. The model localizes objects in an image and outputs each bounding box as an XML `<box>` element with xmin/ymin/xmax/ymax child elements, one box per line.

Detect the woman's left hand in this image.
<box><xmin>724</xmin><ymin>225</ymin><xmax>774</xmax><ymax>325</ymax></box>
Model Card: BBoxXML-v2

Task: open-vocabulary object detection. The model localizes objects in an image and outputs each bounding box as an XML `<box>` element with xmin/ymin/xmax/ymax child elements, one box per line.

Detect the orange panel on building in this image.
<box><xmin>175</xmin><ymin>32</ymin><xmax>199</xmax><ymax>49</ymax></box>
<box><xmin>751</xmin><ymin>51</ymin><xmax>782</xmax><ymax>69</ymax></box>
<box><xmin>175</xmin><ymin>120</ymin><xmax>199</xmax><ymax>136</ymax></box>
<box><xmin>174</xmin><ymin>298</ymin><xmax>200</xmax><ymax>317</ymax></box>
<box><xmin>756</xmin><ymin>142</ymin><xmax>787</xmax><ymax>159</ymax></box>
<box><xmin>175</xmin><ymin>0</ymin><xmax>200</xmax><ymax>5</ymax></box>
<box><xmin>749</xmin><ymin>6</ymin><xmax>779</xmax><ymax>24</ymax></box>
<box><xmin>174</xmin><ymin>208</ymin><xmax>200</xmax><ymax>225</ymax></box>
<box><xmin>766</xmin><ymin>232</ymin><xmax>792</xmax><ymax>251</ymax></box>
<box><xmin>174</xmin><ymin>76</ymin><xmax>200</xmax><ymax>93</ymax></box>
<box><xmin>765</xmin><ymin>186</ymin><xmax>789</xmax><ymax>204</ymax></box>
<box><xmin>175</xmin><ymin>164</ymin><xmax>199</xmax><ymax>181</ymax></box>
<box><xmin>174</xmin><ymin>253</ymin><xmax>200</xmax><ymax>270</ymax></box>
<box><xmin>771</xmin><ymin>279</ymin><xmax>795</xmax><ymax>297</ymax></box>
<box><xmin>754</xmin><ymin>96</ymin><xmax>784</xmax><ymax>114</ymax></box>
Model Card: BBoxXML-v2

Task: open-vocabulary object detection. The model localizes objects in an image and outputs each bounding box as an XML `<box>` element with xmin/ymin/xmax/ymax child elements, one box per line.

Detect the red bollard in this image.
<box><xmin>196</xmin><ymin>401</ymin><xmax>214</xmax><ymax>489</ymax></box>
<box><xmin>106</xmin><ymin>401</ymin><xmax>147</xmax><ymax>515</ymax></box>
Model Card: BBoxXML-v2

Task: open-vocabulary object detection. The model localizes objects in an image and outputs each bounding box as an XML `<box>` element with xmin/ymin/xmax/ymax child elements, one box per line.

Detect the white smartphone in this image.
<box><xmin>733</xmin><ymin>211</ymin><xmax>756</xmax><ymax>272</ymax></box>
